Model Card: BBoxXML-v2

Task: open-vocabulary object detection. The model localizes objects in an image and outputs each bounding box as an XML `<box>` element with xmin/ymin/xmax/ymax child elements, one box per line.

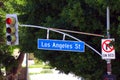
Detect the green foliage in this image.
<box><xmin>0</xmin><ymin>1</ymin><xmax>24</xmax><ymax>79</ymax></box>
<box><xmin>0</xmin><ymin>53</ymin><xmax>18</xmax><ymax>72</ymax></box>
<box><xmin>1</xmin><ymin>0</ymin><xmax>120</xmax><ymax>80</ymax></box>
<box><xmin>18</xmin><ymin>0</ymin><xmax>120</xmax><ymax>79</ymax></box>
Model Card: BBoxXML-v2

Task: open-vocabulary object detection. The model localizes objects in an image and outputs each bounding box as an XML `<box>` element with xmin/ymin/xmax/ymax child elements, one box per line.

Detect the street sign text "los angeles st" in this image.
<box><xmin>38</xmin><ymin>39</ymin><xmax>85</xmax><ymax>52</ymax></box>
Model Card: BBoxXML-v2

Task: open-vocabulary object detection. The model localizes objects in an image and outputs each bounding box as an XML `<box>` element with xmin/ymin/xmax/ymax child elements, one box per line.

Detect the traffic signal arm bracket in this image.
<box><xmin>20</xmin><ymin>24</ymin><xmax>102</xmax><ymax>57</ymax></box>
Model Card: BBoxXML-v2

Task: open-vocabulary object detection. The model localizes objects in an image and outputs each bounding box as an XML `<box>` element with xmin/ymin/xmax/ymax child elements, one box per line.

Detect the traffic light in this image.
<box><xmin>6</xmin><ymin>14</ymin><xmax>19</xmax><ymax>45</ymax></box>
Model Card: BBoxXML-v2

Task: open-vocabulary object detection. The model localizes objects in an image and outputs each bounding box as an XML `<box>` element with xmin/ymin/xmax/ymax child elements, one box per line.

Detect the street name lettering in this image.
<box><xmin>38</xmin><ymin>39</ymin><xmax>85</xmax><ymax>52</ymax></box>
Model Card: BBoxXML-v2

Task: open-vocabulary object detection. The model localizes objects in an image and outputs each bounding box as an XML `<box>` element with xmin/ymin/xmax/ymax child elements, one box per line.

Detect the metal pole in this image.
<box><xmin>106</xmin><ymin>6</ymin><xmax>112</xmax><ymax>75</ymax></box>
<box><xmin>26</xmin><ymin>53</ymin><xmax>28</xmax><ymax>80</ymax></box>
<box><xmin>20</xmin><ymin>24</ymin><xmax>102</xmax><ymax>56</ymax></box>
<box><xmin>107</xmin><ymin>6</ymin><xmax>110</xmax><ymax>38</ymax></box>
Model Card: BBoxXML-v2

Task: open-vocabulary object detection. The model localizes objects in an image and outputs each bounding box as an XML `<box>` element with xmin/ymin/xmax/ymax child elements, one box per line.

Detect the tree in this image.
<box><xmin>19</xmin><ymin>0</ymin><xmax>120</xmax><ymax>79</ymax></box>
<box><xmin>1</xmin><ymin>0</ymin><xmax>120</xmax><ymax>80</ymax></box>
<box><xmin>0</xmin><ymin>1</ymin><xmax>25</xmax><ymax>80</ymax></box>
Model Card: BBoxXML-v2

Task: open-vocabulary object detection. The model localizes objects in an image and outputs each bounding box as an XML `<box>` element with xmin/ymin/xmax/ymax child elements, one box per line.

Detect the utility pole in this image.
<box><xmin>103</xmin><ymin>4</ymin><xmax>116</xmax><ymax>80</ymax></box>
<box><xmin>106</xmin><ymin>6</ymin><xmax>112</xmax><ymax>75</ymax></box>
<box><xmin>26</xmin><ymin>53</ymin><xmax>29</xmax><ymax>80</ymax></box>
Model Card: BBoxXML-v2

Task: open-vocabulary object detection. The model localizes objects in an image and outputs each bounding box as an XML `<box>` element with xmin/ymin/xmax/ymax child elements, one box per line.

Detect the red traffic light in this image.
<box><xmin>6</xmin><ymin>17</ymin><xmax>15</xmax><ymax>25</ymax></box>
<box><xmin>6</xmin><ymin>18</ymin><xmax>12</xmax><ymax>24</ymax></box>
<box><xmin>6</xmin><ymin>14</ymin><xmax>19</xmax><ymax>45</ymax></box>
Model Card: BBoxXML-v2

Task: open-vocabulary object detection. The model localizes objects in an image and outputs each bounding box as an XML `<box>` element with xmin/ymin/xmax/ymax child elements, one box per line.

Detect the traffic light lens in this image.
<box><xmin>6</xmin><ymin>18</ymin><xmax>12</xmax><ymax>24</ymax></box>
<box><xmin>7</xmin><ymin>35</ymin><xmax>11</xmax><ymax>41</ymax></box>
<box><xmin>6</xmin><ymin>27</ymin><xmax>11</xmax><ymax>33</ymax></box>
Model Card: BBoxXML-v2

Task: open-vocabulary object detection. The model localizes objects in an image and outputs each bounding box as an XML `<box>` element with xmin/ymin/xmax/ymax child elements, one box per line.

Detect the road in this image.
<box><xmin>29</xmin><ymin>68</ymin><xmax>81</xmax><ymax>80</ymax></box>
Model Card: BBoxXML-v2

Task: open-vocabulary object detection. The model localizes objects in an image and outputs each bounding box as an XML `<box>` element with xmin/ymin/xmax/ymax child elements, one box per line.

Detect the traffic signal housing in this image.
<box><xmin>6</xmin><ymin>14</ymin><xmax>19</xmax><ymax>45</ymax></box>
